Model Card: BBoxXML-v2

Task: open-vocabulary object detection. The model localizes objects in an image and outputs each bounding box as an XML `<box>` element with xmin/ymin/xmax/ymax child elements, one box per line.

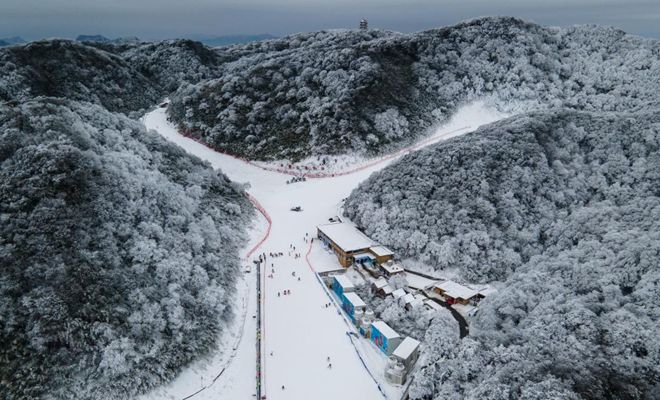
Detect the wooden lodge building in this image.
<box><xmin>432</xmin><ymin>280</ymin><xmax>479</xmax><ymax>305</ymax></box>
<box><xmin>317</xmin><ymin>222</ymin><xmax>394</xmax><ymax>267</ymax></box>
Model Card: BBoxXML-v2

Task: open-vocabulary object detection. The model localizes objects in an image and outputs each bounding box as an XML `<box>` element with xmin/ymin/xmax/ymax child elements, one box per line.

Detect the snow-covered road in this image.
<box><xmin>140</xmin><ymin>102</ymin><xmax>505</xmax><ymax>400</ymax></box>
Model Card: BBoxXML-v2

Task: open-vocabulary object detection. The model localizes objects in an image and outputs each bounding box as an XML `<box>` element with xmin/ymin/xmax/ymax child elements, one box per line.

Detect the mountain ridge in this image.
<box><xmin>167</xmin><ymin>16</ymin><xmax>660</xmax><ymax>161</ymax></box>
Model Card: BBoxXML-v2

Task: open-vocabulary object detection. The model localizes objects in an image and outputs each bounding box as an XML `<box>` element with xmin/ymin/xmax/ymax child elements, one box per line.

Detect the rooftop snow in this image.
<box><xmin>343</xmin><ymin>292</ymin><xmax>366</xmax><ymax>308</ymax></box>
<box><xmin>380</xmin><ymin>261</ymin><xmax>404</xmax><ymax>274</ymax></box>
<box><xmin>373</xmin><ymin>277</ymin><xmax>388</xmax><ymax>289</ymax></box>
<box><xmin>392</xmin><ymin>288</ymin><xmax>406</xmax><ymax>299</ymax></box>
<box><xmin>318</xmin><ymin>222</ymin><xmax>375</xmax><ymax>252</ymax></box>
<box><xmin>401</xmin><ymin>293</ymin><xmax>415</xmax><ymax>304</ymax></box>
<box><xmin>370</xmin><ymin>245</ymin><xmax>394</xmax><ymax>257</ymax></box>
<box><xmin>334</xmin><ymin>275</ymin><xmax>355</xmax><ymax>290</ymax></box>
<box><xmin>405</xmin><ymin>272</ymin><xmax>438</xmax><ymax>290</ymax></box>
<box><xmin>317</xmin><ymin>265</ymin><xmax>347</xmax><ymax>274</ymax></box>
<box><xmin>434</xmin><ymin>280</ymin><xmax>478</xmax><ymax>300</ymax></box>
<box><xmin>409</xmin><ymin>298</ymin><xmax>424</xmax><ymax>308</ymax></box>
<box><xmin>371</xmin><ymin>320</ymin><xmax>400</xmax><ymax>339</ymax></box>
<box><xmin>392</xmin><ymin>337</ymin><xmax>420</xmax><ymax>360</ymax></box>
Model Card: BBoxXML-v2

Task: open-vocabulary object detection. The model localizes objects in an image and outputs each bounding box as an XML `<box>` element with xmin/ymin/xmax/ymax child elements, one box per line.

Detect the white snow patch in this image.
<box><xmin>140</xmin><ymin>100</ymin><xmax>505</xmax><ymax>400</ymax></box>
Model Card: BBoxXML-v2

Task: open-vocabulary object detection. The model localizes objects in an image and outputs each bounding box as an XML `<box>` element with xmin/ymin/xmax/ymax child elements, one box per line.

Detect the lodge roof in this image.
<box><xmin>318</xmin><ymin>222</ymin><xmax>375</xmax><ymax>252</ymax></box>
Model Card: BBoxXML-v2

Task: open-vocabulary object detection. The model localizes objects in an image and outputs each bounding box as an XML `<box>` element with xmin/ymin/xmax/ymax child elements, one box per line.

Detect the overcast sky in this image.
<box><xmin>1</xmin><ymin>0</ymin><xmax>659</xmax><ymax>40</ymax></box>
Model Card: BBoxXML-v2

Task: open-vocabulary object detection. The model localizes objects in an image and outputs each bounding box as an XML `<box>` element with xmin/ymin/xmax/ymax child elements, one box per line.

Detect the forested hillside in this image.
<box><xmin>168</xmin><ymin>17</ymin><xmax>660</xmax><ymax>161</ymax></box>
<box><xmin>0</xmin><ymin>40</ymin><xmax>161</xmax><ymax>114</ymax></box>
<box><xmin>0</xmin><ymin>39</ymin><xmax>222</xmax><ymax>115</ymax></box>
<box><xmin>103</xmin><ymin>40</ymin><xmax>223</xmax><ymax>92</ymax></box>
<box><xmin>345</xmin><ymin>109</ymin><xmax>660</xmax><ymax>399</ymax></box>
<box><xmin>0</xmin><ymin>99</ymin><xmax>253</xmax><ymax>399</ymax></box>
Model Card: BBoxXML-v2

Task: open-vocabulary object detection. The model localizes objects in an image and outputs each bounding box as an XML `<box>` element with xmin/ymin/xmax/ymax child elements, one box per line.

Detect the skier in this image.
<box><xmin>277</xmin><ymin>292</ymin><xmax>280</xmax><ymax>297</ymax></box>
<box><xmin>282</xmin><ymin>385</ymin><xmax>285</xmax><ymax>390</ymax></box>
<box><xmin>298</xmin><ymin>277</ymin><xmax>301</xmax><ymax>281</ymax></box>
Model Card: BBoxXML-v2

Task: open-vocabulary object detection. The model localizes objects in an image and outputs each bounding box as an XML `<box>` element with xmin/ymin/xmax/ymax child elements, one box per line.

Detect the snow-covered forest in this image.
<box><xmin>345</xmin><ymin>109</ymin><xmax>660</xmax><ymax>399</ymax></box>
<box><xmin>0</xmin><ymin>99</ymin><xmax>253</xmax><ymax>399</ymax></box>
<box><xmin>1</xmin><ymin>14</ymin><xmax>659</xmax><ymax>400</ymax></box>
<box><xmin>0</xmin><ymin>39</ymin><xmax>221</xmax><ymax>115</ymax></box>
<box><xmin>167</xmin><ymin>17</ymin><xmax>660</xmax><ymax>160</ymax></box>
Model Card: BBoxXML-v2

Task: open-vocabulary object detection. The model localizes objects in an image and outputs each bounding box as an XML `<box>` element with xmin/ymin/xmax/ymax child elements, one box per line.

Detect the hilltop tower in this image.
<box><xmin>360</xmin><ymin>19</ymin><xmax>368</xmax><ymax>30</ymax></box>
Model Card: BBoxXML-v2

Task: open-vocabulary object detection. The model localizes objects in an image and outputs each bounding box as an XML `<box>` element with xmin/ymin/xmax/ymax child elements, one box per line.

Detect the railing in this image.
<box><xmin>245</xmin><ymin>193</ymin><xmax>272</xmax><ymax>399</ymax></box>
<box><xmin>178</xmin><ymin>125</ymin><xmax>470</xmax><ymax>179</ymax></box>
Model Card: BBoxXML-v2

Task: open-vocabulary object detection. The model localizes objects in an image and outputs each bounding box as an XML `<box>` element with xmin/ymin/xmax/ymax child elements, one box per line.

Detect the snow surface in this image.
<box><xmin>318</xmin><ymin>221</ymin><xmax>376</xmax><ymax>251</ymax></box>
<box><xmin>392</xmin><ymin>337</ymin><xmax>420</xmax><ymax>361</ymax></box>
<box><xmin>434</xmin><ymin>280</ymin><xmax>479</xmax><ymax>300</ymax></box>
<box><xmin>404</xmin><ymin>273</ymin><xmax>438</xmax><ymax>291</ymax></box>
<box><xmin>139</xmin><ymin>101</ymin><xmax>504</xmax><ymax>400</ymax></box>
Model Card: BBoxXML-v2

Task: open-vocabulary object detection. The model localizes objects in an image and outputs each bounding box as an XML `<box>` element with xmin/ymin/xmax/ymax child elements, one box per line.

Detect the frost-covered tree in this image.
<box><xmin>347</xmin><ymin>108</ymin><xmax>660</xmax><ymax>399</ymax></box>
<box><xmin>168</xmin><ymin>17</ymin><xmax>660</xmax><ymax>160</ymax></box>
<box><xmin>0</xmin><ymin>98</ymin><xmax>253</xmax><ymax>399</ymax></box>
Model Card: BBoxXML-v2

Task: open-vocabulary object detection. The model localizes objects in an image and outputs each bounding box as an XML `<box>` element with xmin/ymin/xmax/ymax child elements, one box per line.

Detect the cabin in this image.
<box><xmin>341</xmin><ymin>292</ymin><xmax>367</xmax><ymax>322</ymax></box>
<box><xmin>370</xmin><ymin>321</ymin><xmax>402</xmax><ymax>355</ymax></box>
<box><xmin>392</xmin><ymin>288</ymin><xmax>406</xmax><ymax>300</ymax></box>
<box><xmin>317</xmin><ymin>222</ymin><xmax>395</xmax><ymax>267</ymax></box>
<box><xmin>392</xmin><ymin>336</ymin><xmax>421</xmax><ymax>372</ymax></box>
<box><xmin>379</xmin><ymin>260</ymin><xmax>404</xmax><ymax>277</ymax></box>
<box><xmin>332</xmin><ymin>275</ymin><xmax>355</xmax><ymax>298</ymax></box>
<box><xmin>369</xmin><ymin>245</ymin><xmax>395</xmax><ymax>264</ymax></box>
<box><xmin>400</xmin><ymin>293</ymin><xmax>415</xmax><ymax>307</ymax></box>
<box><xmin>371</xmin><ymin>277</ymin><xmax>394</xmax><ymax>297</ymax></box>
<box><xmin>433</xmin><ymin>280</ymin><xmax>478</xmax><ymax>305</ymax></box>
<box><xmin>318</xmin><ymin>222</ymin><xmax>376</xmax><ymax>267</ymax></box>
<box><xmin>399</xmin><ymin>293</ymin><xmax>423</xmax><ymax>310</ymax></box>
<box><xmin>408</xmin><ymin>295</ymin><xmax>425</xmax><ymax>311</ymax></box>
<box><xmin>380</xmin><ymin>285</ymin><xmax>394</xmax><ymax>297</ymax></box>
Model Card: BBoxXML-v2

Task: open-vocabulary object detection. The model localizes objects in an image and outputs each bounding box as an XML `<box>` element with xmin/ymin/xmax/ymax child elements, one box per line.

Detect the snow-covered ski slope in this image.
<box><xmin>140</xmin><ymin>102</ymin><xmax>505</xmax><ymax>400</ymax></box>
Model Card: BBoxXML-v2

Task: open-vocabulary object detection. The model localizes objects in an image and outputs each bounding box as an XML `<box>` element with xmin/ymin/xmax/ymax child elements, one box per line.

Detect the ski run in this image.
<box><xmin>139</xmin><ymin>102</ymin><xmax>505</xmax><ymax>400</ymax></box>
